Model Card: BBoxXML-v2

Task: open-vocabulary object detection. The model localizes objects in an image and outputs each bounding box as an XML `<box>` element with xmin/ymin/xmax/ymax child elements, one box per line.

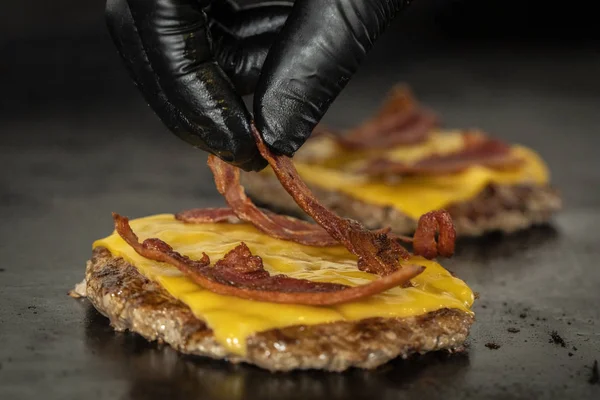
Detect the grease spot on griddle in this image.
<box><xmin>485</xmin><ymin>342</ymin><xmax>501</xmax><ymax>350</ymax></box>
<box><xmin>549</xmin><ymin>331</ymin><xmax>566</xmax><ymax>347</ymax></box>
<box><xmin>589</xmin><ymin>360</ymin><xmax>599</xmax><ymax>385</ymax></box>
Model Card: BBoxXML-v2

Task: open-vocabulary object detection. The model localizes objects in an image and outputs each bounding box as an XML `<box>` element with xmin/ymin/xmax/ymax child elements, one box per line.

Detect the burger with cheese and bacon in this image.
<box><xmin>241</xmin><ymin>85</ymin><xmax>562</xmax><ymax>237</ymax></box>
<box><xmin>71</xmin><ymin>120</ymin><xmax>475</xmax><ymax>372</ymax></box>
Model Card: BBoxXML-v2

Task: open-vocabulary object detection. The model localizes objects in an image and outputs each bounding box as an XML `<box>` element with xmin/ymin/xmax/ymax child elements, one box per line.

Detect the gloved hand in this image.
<box><xmin>106</xmin><ymin>0</ymin><xmax>411</xmax><ymax>171</ymax></box>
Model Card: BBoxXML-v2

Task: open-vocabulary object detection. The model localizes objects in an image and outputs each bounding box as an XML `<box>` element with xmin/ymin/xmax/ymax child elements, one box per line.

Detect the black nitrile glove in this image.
<box><xmin>106</xmin><ymin>0</ymin><xmax>411</xmax><ymax>171</ymax></box>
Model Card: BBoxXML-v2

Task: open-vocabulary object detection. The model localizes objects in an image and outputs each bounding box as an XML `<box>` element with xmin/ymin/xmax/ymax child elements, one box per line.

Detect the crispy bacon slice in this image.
<box><xmin>334</xmin><ymin>86</ymin><xmax>438</xmax><ymax>149</ymax></box>
<box><xmin>177</xmin><ymin>161</ymin><xmax>393</xmax><ymax>247</ymax></box>
<box><xmin>386</xmin><ymin>210</ymin><xmax>456</xmax><ymax>259</ymax></box>
<box><xmin>177</xmin><ymin>207</ymin><xmax>321</xmax><ymax>233</ymax></box>
<box><xmin>360</xmin><ymin>136</ymin><xmax>524</xmax><ymax>176</ymax></box>
<box><xmin>113</xmin><ymin>213</ymin><xmax>425</xmax><ymax>305</ymax></box>
<box><xmin>201</xmin><ymin>155</ymin><xmax>341</xmax><ymax>247</ymax></box>
<box><xmin>412</xmin><ymin>210</ymin><xmax>456</xmax><ymax>260</ymax></box>
<box><xmin>176</xmin><ymin>164</ymin><xmax>449</xmax><ymax>262</ymax></box>
<box><xmin>252</xmin><ymin>126</ymin><xmax>413</xmax><ymax>276</ymax></box>
<box><xmin>175</xmin><ymin>208</ymin><xmax>241</xmax><ymax>223</ymax></box>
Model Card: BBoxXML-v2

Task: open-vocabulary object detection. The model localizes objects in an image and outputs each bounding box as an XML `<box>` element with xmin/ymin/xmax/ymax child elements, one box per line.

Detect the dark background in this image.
<box><xmin>1</xmin><ymin>1</ymin><xmax>599</xmax><ymax>399</ymax></box>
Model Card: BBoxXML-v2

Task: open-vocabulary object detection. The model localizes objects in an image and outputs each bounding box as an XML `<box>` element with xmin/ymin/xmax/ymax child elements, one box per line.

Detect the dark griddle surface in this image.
<box><xmin>1</xmin><ymin>5</ymin><xmax>600</xmax><ymax>399</ymax></box>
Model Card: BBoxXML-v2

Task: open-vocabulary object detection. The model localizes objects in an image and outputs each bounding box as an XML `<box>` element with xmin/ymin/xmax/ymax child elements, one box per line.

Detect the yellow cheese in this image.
<box><xmin>94</xmin><ymin>215</ymin><xmax>474</xmax><ymax>356</ymax></box>
<box><xmin>289</xmin><ymin>132</ymin><xmax>550</xmax><ymax>219</ymax></box>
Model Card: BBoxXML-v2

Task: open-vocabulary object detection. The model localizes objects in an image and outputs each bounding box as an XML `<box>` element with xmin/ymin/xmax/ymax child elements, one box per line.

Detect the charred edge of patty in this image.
<box><xmin>79</xmin><ymin>247</ymin><xmax>474</xmax><ymax>372</ymax></box>
<box><xmin>240</xmin><ymin>171</ymin><xmax>562</xmax><ymax>237</ymax></box>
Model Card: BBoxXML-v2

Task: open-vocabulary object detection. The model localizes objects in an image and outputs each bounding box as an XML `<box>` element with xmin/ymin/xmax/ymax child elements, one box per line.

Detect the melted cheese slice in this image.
<box><xmin>286</xmin><ymin>131</ymin><xmax>550</xmax><ymax>219</ymax></box>
<box><xmin>94</xmin><ymin>215</ymin><xmax>474</xmax><ymax>356</ymax></box>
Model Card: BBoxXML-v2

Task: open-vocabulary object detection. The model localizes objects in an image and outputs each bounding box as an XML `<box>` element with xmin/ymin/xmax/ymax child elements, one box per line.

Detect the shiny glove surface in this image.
<box><xmin>106</xmin><ymin>0</ymin><xmax>411</xmax><ymax>171</ymax></box>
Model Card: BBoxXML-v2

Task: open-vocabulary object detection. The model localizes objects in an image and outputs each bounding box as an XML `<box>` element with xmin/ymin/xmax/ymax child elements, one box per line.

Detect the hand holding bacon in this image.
<box><xmin>113</xmin><ymin>122</ymin><xmax>457</xmax><ymax>305</ymax></box>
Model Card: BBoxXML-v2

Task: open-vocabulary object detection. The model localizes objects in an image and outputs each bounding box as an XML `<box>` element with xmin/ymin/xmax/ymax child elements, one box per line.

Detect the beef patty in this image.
<box><xmin>72</xmin><ymin>247</ymin><xmax>474</xmax><ymax>372</ymax></box>
<box><xmin>241</xmin><ymin>171</ymin><xmax>562</xmax><ymax>237</ymax></box>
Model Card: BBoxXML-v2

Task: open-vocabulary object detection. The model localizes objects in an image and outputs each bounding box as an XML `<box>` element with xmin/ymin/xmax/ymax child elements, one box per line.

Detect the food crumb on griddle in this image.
<box><xmin>568</xmin><ymin>352</ymin><xmax>573</xmax><ymax>357</ymax></box>
<box><xmin>485</xmin><ymin>342</ymin><xmax>501</xmax><ymax>350</ymax></box>
<box><xmin>589</xmin><ymin>360</ymin><xmax>599</xmax><ymax>385</ymax></box>
<box><xmin>0</xmin><ymin>268</ymin><xmax>5</xmax><ymax>272</ymax></box>
<box><xmin>519</xmin><ymin>313</ymin><xmax>527</xmax><ymax>319</ymax></box>
<box><xmin>507</xmin><ymin>327</ymin><xmax>520</xmax><ymax>333</ymax></box>
<box><xmin>549</xmin><ymin>331</ymin><xmax>566</xmax><ymax>347</ymax></box>
<box><xmin>573</xmin><ymin>346</ymin><xmax>578</xmax><ymax>351</ymax></box>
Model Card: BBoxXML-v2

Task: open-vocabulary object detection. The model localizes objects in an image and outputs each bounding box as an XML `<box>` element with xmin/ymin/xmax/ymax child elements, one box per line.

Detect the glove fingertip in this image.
<box><xmin>230</xmin><ymin>153</ymin><xmax>268</xmax><ymax>172</ymax></box>
<box><xmin>254</xmin><ymin>90</ymin><xmax>318</xmax><ymax>157</ymax></box>
<box><xmin>248</xmin><ymin>156</ymin><xmax>269</xmax><ymax>172</ymax></box>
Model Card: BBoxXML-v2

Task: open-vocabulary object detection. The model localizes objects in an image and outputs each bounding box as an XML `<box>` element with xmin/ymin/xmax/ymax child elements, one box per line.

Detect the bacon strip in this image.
<box><xmin>177</xmin><ymin>161</ymin><xmax>393</xmax><ymax>247</ymax></box>
<box><xmin>360</xmin><ymin>136</ymin><xmax>524</xmax><ymax>176</ymax></box>
<box><xmin>175</xmin><ymin>208</ymin><xmax>241</xmax><ymax>223</ymax></box>
<box><xmin>412</xmin><ymin>210</ymin><xmax>456</xmax><ymax>259</ymax></box>
<box><xmin>385</xmin><ymin>210</ymin><xmax>456</xmax><ymax>259</ymax></box>
<box><xmin>177</xmin><ymin>207</ymin><xmax>323</xmax><ymax>233</ymax></box>
<box><xmin>113</xmin><ymin>213</ymin><xmax>425</xmax><ymax>305</ymax></box>
<box><xmin>334</xmin><ymin>86</ymin><xmax>438</xmax><ymax>149</ymax></box>
<box><xmin>202</xmin><ymin>155</ymin><xmax>341</xmax><ymax>247</ymax></box>
<box><xmin>252</xmin><ymin>126</ymin><xmax>413</xmax><ymax>276</ymax></box>
<box><xmin>177</xmin><ymin>159</ymin><xmax>448</xmax><ymax>262</ymax></box>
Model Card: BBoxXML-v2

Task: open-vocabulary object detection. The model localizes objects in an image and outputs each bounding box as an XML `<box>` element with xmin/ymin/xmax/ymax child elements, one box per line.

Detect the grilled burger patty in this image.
<box><xmin>74</xmin><ymin>247</ymin><xmax>474</xmax><ymax>372</ymax></box>
<box><xmin>241</xmin><ymin>172</ymin><xmax>562</xmax><ymax>237</ymax></box>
